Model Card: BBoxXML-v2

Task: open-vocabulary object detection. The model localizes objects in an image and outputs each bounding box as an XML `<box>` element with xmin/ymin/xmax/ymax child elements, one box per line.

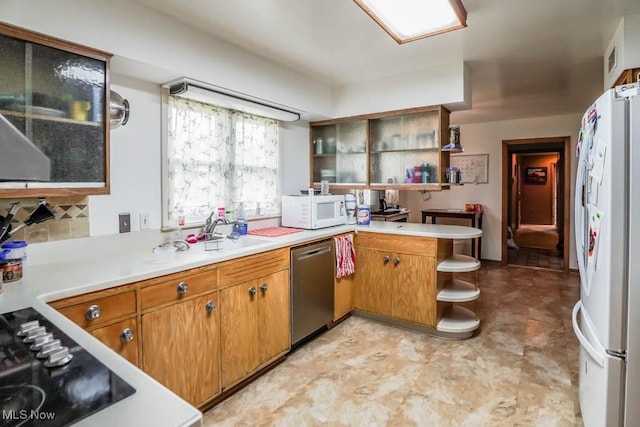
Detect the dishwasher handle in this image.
<box><xmin>295</xmin><ymin>245</ymin><xmax>332</xmax><ymax>261</ymax></box>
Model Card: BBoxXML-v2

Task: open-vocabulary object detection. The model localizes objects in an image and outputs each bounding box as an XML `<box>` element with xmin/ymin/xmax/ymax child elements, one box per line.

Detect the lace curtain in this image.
<box><xmin>166</xmin><ymin>95</ymin><xmax>279</xmax><ymax>225</ymax></box>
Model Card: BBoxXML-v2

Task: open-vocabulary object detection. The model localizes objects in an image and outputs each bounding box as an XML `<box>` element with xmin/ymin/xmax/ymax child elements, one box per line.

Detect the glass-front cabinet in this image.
<box><xmin>310</xmin><ymin>105</ymin><xmax>451</xmax><ymax>190</ymax></box>
<box><xmin>0</xmin><ymin>22</ymin><xmax>112</xmax><ymax>197</ymax></box>
<box><xmin>311</xmin><ymin>119</ymin><xmax>367</xmax><ymax>187</ymax></box>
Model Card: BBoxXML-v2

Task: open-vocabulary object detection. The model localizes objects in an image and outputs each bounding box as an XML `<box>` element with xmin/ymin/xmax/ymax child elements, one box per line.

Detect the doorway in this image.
<box><xmin>501</xmin><ymin>137</ymin><xmax>571</xmax><ymax>272</ymax></box>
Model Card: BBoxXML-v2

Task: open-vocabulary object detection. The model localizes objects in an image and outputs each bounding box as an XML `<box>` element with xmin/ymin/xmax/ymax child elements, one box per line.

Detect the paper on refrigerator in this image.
<box><xmin>586</xmin><ymin>205</ymin><xmax>603</xmax><ymax>292</ymax></box>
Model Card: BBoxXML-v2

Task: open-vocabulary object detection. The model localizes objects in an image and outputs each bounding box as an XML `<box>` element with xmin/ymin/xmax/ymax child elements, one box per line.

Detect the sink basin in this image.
<box><xmin>195</xmin><ymin>235</ymin><xmax>268</xmax><ymax>252</ymax></box>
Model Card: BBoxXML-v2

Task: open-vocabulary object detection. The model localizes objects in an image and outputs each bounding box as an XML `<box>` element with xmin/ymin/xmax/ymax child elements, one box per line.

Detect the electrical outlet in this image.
<box><xmin>140</xmin><ymin>213</ymin><xmax>150</xmax><ymax>230</ymax></box>
<box><xmin>119</xmin><ymin>213</ymin><xmax>131</xmax><ymax>233</ymax></box>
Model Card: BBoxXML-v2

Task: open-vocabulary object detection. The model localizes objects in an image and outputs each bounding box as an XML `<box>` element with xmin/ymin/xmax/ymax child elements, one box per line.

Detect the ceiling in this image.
<box><xmin>132</xmin><ymin>0</ymin><xmax>640</xmax><ymax>123</ymax></box>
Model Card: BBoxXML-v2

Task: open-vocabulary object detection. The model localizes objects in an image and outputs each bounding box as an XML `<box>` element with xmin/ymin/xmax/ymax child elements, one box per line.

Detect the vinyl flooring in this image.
<box><xmin>204</xmin><ymin>263</ymin><xmax>582</xmax><ymax>426</ymax></box>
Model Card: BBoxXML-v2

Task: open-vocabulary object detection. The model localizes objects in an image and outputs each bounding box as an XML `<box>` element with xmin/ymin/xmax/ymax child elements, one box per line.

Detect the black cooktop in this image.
<box><xmin>0</xmin><ymin>307</ymin><xmax>135</xmax><ymax>426</ymax></box>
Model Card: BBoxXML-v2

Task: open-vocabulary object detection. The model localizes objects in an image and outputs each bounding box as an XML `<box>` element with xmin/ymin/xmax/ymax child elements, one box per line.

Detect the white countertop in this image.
<box><xmin>0</xmin><ymin>221</ymin><xmax>481</xmax><ymax>426</ymax></box>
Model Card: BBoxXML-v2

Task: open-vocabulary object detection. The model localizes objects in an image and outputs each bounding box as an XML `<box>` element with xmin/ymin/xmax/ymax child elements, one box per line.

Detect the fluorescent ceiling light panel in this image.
<box><xmin>167</xmin><ymin>79</ymin><xmax>301</xmax><ymax>122</ymax></box>
<box><xmin>355</xmin><ymin>0</ymin><xmax>467</xmax><ymax>44</ymax></box>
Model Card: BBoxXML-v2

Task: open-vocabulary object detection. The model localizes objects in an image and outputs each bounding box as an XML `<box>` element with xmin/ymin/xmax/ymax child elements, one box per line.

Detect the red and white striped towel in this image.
<box><xmin>334</xmin><ymin>234</ymin><xmax>356</xmax><ymax>278</ymax></box>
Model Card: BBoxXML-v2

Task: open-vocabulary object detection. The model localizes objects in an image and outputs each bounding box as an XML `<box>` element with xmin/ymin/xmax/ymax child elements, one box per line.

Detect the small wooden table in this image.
<box><xmin>421</xmin><ymin>209</ymin><xmax>484</xmax><ymax>259</ymax></box>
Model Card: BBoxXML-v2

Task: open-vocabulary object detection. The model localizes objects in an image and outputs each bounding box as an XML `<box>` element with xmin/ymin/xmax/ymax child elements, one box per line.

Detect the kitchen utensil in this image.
<box><xmin>0</xmin><ymin>203</ymin><xmax>20</xmax><ymax>243</ymax></box>
<box><xmin>3</xmin><ymin>203</ymin><xmax>56</xmax><ymax>242</ymax></box>
<box><xmin>109</xmin><ymin>90</ymin><xmax>130</xmax><ymax>129</ymax></box>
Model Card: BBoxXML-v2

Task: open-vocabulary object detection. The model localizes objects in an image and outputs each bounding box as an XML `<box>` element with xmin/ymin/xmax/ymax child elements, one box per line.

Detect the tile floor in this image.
<box><xmin>204</xmin><ymin>264</ymin><xmax>582</xmax><ymax>426</ymax></box>
<box><xmin>508</xmin><ymin>247</ymin><xmax>563</xmax><ymax>270</ymax></box>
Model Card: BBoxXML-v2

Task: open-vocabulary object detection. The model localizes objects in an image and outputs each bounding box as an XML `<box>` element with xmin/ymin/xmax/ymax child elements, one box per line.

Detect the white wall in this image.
<box><xmin>0</xmin><ymin>0</ymin><xmax>334</xmax><ymax>118</ymax></box>
<box><xmin>401</xmin><ymin>113</ymin><xmax>581</xmax><ymax>268</ymax></box>
<box><xmin>605</xmin><ymin>13</ymin><xmax>640</xmax><ymax>89</ymax></box>
<box><xmin>89</xmin><ymin>76</ymin><xmax>163</xmax><ymax>235</ymax></box>
<box><xmin>280</xmin><ymin>122</ymin><xmax>311</xmax><ymax>196</ymax></box>
<box><xmin>333</xmin><ymin>62</ymin><xmax>468</xmax><ymax>117</ymax></box>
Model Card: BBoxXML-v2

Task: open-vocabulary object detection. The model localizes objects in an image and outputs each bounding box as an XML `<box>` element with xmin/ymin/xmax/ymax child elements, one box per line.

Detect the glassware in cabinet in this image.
<box><xmin>369</xmin><ymin>109</ymin><xmax>442</xmax><ymax>186</ymax></box>
<box><xmin>0</xmin><ymin>22</ymin><xmax>111</xmax><ymax>194</ymax></box>
<box><xmin>311</xmin><ymin>120</ymin><xmax>367</xmax><ymax>185</ymax></box>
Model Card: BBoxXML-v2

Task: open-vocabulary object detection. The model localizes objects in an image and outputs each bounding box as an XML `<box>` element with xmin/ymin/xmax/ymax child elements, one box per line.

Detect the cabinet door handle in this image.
<box><xmin>205</xmin><ymin>300</ymin><xmax>216</xmax><ymax>313</ymax></box>
<box><xmin>85</xmin><ymin>305</ymin><xmax>101</xmax><ymax>320</ymax></box>
<box><xmin>177</xmin><ymin>281</ymin><xmax>189</xmax><ymax>295</ymax></box>
<box><xmin>248</xmin><ymin>287</ymin><xmax>257</xmax><ymax>296</ymax></box>
<box><xmin>383</xmin><ymin>256</ymin><xmax>390</xmax><ymax>264</ymax></box>
<box><xmin>120</xmin><ymin>328</ymin><xmax>134</xmax><ymax>344</ymax></box>
<box><xmin>393</xmin><ymin>257</ymin><xmax>400</xmax><ymax>266</ymax></box>
<box><xmin>260</xmin><ymin>283</ymin><xmax>268</xmax><ymax>292</ymax></box>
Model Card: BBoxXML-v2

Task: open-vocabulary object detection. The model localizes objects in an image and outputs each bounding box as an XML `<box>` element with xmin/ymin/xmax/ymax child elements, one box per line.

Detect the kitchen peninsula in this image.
<box><xmin>0</xmin><ymin>221</ymin><xmax>481</xmax><ymax>425</ymax></box>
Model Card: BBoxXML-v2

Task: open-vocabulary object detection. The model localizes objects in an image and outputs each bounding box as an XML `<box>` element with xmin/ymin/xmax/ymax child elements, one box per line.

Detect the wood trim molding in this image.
<box><xmin>501</xmin><ymin>136</ymin><xmax>571</xmax><ymax>272</ymax></box>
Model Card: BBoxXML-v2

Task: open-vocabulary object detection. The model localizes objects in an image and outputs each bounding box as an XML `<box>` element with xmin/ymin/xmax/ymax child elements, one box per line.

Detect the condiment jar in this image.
<box><xmin>0</xmin><ymin>240</ymin><xmax>27</xmax><ymax>283</ymax></box>
<box><xmin>1</xmin><ymin>240</ymin><xmax>27</xmax><ymax>260</ymax></box>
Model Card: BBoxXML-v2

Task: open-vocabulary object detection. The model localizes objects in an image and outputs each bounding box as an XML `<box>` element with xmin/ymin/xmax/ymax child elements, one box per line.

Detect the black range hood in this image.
<box><xmin>0</xmin><ymin>113</ymin><xmax>50</xmax><ymax>182</ymax></box>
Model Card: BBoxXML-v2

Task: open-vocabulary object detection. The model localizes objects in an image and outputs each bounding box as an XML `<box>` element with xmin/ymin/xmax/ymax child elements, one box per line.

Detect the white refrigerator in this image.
<box><xmin>573</xmin><ymin>83</ymin><xmax>640</xmax><ymax>427</ymax></box>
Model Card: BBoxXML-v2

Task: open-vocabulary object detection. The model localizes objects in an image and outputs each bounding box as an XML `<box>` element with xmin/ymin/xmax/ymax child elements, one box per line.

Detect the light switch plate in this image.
<box><xmin>119</xmin><ymin>213</ymin><xmax>131</xmax><ymax>233</ymax></box>
<box><xmin>140</xmin><ymin>213</ymin><xmax>150</xmax><ymax>230</ymax></box>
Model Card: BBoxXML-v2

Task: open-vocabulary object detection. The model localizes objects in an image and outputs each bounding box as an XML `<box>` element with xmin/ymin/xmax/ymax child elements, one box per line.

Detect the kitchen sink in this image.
<box><xmin>194</xmin><ymin>235</ymin><xmax>269</xmax><ymax>252</ymax></box>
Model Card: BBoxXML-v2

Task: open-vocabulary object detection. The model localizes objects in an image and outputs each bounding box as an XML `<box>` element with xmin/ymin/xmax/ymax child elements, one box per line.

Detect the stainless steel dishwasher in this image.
<box><xmin>291</xmin><ymin>238</ymin><xmax>335</xmax><ymax>346</ymax></box>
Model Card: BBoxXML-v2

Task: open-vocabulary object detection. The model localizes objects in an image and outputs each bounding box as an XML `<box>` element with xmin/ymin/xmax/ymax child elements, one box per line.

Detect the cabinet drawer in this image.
<box><xmin>57</xmin><ymin>291</ymin><xmax>136</xmax><ymax>329</ymax></box>
<box><xmin>355</xmin><ymin>232</ymin><xmax>437</xmax><ymax>256</ymax></box>
<box><xmin>218</xmin><ymin>248</ymin><xmax>289</xmax><ymax>287</ymax></box>
<box><xmin>140</xmin><ymin>270</ymin><xmax>218</xmax><ymax>311</ymax></box>
<box><xmin>90</xmin><ymin>317</ymin><xmax>139</xmax><ymax>367</ymax></box>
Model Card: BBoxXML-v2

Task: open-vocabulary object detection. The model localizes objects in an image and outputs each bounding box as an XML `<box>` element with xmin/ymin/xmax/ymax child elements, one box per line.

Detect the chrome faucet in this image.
<box><xmin>203</xmin><ymin>216</ymin><xmax>231</xmax><ymax>235</ymax></box>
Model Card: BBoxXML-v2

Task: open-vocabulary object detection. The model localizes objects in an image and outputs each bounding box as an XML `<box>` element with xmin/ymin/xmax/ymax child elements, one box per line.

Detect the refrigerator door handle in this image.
<box><xmin>572</xmin><ymin>301</ymin><xmax>605</xmax><ymax>367</ymax></box>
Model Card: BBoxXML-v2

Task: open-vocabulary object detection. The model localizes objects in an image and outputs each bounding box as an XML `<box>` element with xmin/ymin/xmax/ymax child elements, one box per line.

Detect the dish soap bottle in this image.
<box><xmin>233</xmin><ymin>203</ymin><xmax>248</xmax><ymax>235</ymax></box>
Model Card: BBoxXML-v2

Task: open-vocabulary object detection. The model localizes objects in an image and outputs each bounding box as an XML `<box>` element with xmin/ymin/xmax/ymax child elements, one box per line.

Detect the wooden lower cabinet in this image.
<box><xmin>257</xmin><ymin>270</ymin><xmax>290</xmax><ymax>364</ymax></box>
<box><xmin>354</xmin><ymin>236</ymin><xmax>437</xmax><ymax>327</ymax></box>
<box><xmin>49</xmin><ymin>285</ymin><xmax>140</xmax><ymax>367</ymax></box>
<box><xmin>390</xmin><ymin>253</ymin><xmax>435</xmax><ymax>325</ymax></box>
<box><xmin>141</xmin><ymin>292</ymin><xmax>220</xmax><ymax>406</ymax></box>
<box><xmin>90</xmin><ymin>317</ymin><xmax>139</xmax><ymax>366</ymax></box>
<box><xmin>220</xmin><ymin>269</ymin><xmax>290</xmax><ymax>390</ymax></box>
<box><xmin>354</xmin><ymin>247</ymin><xmax>392</xmax><ymax>317</ymax></box>
<box><xmin>334</xmin><ymin>274</ymin><xmax>354</xmax><ymax>320</ymax></box>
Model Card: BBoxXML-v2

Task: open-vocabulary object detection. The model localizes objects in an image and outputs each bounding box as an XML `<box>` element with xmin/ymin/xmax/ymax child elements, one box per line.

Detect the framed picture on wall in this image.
<box><xmin>525</xmin><ymin>167</ymin><xmax>547</xmax><ymax>184</ymax></box>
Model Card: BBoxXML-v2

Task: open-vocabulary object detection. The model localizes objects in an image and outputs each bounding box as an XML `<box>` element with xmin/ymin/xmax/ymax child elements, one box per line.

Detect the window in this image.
<box><xmin>163</xmin><ymin>95</ymin><xmax>280</xmax><ymax>227</ymax></box>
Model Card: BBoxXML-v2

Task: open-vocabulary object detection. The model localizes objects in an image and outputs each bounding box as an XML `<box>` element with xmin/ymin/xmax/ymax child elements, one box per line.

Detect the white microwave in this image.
<box><xmin>281</xmin><ymin>194</ymin><xmax>347</xmax><ymax>229</ymax></box>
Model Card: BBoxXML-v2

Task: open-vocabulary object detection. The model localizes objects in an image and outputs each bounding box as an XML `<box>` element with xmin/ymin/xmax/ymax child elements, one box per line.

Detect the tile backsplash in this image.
<box><xmin>0</xmin><ymin>196</ymin><xmax>89</xmax><ymax>243</ymax></box>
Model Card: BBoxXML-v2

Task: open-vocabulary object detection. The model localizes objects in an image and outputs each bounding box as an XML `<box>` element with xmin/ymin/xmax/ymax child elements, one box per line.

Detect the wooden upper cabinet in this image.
<box><xmin>0</xmin><ymin>22</ymin><xmax>112</xmax><ymax>197</ymax></box>
<box><xmin>613</xmin><ymin>68</ymin><xmax>640</xmax><ymax>87</ymax></box>
<box><xmin>309</xmin><ymin>105</ymin><xmax>453</xmax><ymax>190</ymax></box>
